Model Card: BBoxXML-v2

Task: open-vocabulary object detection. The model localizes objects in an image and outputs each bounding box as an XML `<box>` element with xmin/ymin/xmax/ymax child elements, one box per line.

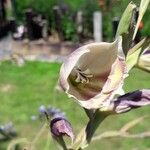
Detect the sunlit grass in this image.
<box><xmin>0</xmin><ymin>61</ymin><xmax>149</xmax><ymax>150</ymax></box>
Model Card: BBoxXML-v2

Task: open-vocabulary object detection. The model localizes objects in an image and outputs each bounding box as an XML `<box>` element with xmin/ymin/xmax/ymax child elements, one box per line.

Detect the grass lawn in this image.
<box><xmin>0</xmin><ymin>61</ymin><xmax>150</xmax><ymax>150</ymax></box>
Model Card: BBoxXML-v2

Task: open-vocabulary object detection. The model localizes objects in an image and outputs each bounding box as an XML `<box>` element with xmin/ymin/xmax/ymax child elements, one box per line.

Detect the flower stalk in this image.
<box><xmin>70</xmin><ymin>110</ymin><xmax>108</xmax><ymax>150</ymax></box>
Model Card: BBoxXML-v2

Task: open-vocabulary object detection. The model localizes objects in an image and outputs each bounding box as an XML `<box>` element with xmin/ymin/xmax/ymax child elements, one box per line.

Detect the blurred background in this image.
<box><xmin>0</xmin><ymin>0</ymin><xmax>150</xmax><ymax>150</ymax></box>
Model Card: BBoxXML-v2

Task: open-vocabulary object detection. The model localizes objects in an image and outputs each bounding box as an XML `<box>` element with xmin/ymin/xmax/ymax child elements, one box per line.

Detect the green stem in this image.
<box><xmin>31</xmin><ymin>124</ymin><xmax>47</xmax><ymax>150</ymax></box>
<box><xmin>54</xmin><ymin>136</ymin><xmax>68</xmax><ymax>150</ymax></box>
<box><xmin>70</xmin><ymin>111</ymin><xmax>109</xmax><ymax>150</ymax></box>
<box><xmin>85</xmin><ymin>110</ymin><xmax>108</xmax><ymax>145</ymax></box>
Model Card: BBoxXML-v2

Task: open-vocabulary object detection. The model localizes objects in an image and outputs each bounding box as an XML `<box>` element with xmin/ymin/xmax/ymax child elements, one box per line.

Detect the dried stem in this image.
<box><xmin>93</xmin><ymin>115</ymin><xmax>150</xmax><ymax>141</ymax></box>
<box><xmin>30</xmin><ymin>123</ymin><xmax>47</xmax><ymax>150</ymax></box>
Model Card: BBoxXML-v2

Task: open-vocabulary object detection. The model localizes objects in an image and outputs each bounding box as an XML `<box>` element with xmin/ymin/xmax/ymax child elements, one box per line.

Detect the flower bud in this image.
<box><xmin>50</xmin><ymin>116</ymin><xmax>74</xmax><ymax>141</ymax></box>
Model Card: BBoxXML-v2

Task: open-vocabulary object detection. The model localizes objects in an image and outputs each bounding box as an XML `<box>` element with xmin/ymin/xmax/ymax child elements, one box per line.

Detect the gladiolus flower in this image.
<box><xmin>59</xmin><ymin>38</ymin><xmax>130</xmax><ymax>109</ymax></box>
<box><xmin>59</xmin><ymin>35</ymin><xmax>149</xmax><ymax>110</ymax></box>
<box><xmin>59</xmin><ymin>1</ymin><xmax>149</xmax><ymax>110</ymax></box>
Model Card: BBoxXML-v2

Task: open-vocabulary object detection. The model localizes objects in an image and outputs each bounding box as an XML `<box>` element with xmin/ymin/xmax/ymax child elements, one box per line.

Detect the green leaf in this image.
<box><xmin>116</xmin><ymin>2</ymin><xmax>137</xmax><ymax>56</ymax></box>
<box><xmin>133</xmin><ymin>0</ymin><xmax>150</xmax><ymax>40</ymax></box>
<box><xmin>126</xmin><ymin>48</ymin><xmax>142</xmax><ymax>72</ymax></box>
<box><xmin>126</xmin><ymin>38</ymin><xmax>150</xmax><ymax>71</ymax></box>
<box><xmin>116</xmin><ymin>2</ymin><xmax>136</xmax><ymax>36</ymax></box>
<box><xmin>70</xmin><ymin>111</ymin><xmax>108</xmax><ymax>150</ymax></box>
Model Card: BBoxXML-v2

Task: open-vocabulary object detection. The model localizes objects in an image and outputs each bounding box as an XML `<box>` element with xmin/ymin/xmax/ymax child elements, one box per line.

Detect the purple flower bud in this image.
<box><xmin>1</xmin><ymin>122</ymin><xmax>13</xmax><ymax>132</ymax></box>
<box><xmin>112</xmin><ymin>89</ymin><xmax>150</xmax><ymax>113</ymax></box>
<box><xmin>48</xmin><ymin>107</ymin><xmax>57</xmax><ymax>115</ymax></box>
<box><xmin>0</xmin><ymin>122</ymin><xmax>17</xmax><ymax>137</ymax></box>
<box><xmin>47</xmin><ymin>107</ymin><xmax>66</xmax><ymax>118</ymax></box>
<box><xmin>0</xmin><ymin>125</ymin><xmax>4</xmax><ymax>131</ymax></box>
<box><xmin>39</xmin><ymin>105</ymin><xmax>46</xmax><ymax>114</ymax></box>
<box><xmin>50</xmin><ymin>116</ymin><xmax>74</xmax><ymax>141</ymax></box>
<box><xmin>143</xmin><ymin>49</ymin><xmax>150</xmax><ymax>55</ymax></box>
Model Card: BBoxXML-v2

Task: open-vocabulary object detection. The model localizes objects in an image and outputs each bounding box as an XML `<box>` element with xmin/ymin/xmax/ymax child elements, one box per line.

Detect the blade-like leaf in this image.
<box><xmin>116</xmin><ymin>2</ymin><xmax>136</xmax><ymax>36</ymax></box>
<box><xmin>126</xmin><ymin>38</ymin><xmax>150</xmax><ymax>71</ymax></box>
<box><xmin>133</xmin><ymin>0</ymin><xmax>150</xmax><ymax>40</ymax></box>
<box><xmin>116</xmin><ymin>2</ymin><xmax>137</xmax><ymax>56</ymax></box>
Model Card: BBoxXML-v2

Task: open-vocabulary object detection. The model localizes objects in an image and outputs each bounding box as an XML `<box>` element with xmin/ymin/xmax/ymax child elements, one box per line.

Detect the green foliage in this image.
<box><xmin>15</xmin><ymin>0</ymin><xmax>57</xmax><ymax>22</ymax></box>
<box><xmin>61</xmin><ymin>13</ymin><xmax>77</xmax><ymax>41</ymax></box>
<box><xmin>133</xmin><ymin>0</ymin><xmax>150</xmax><ymax>39</ymax></box>
<box><xmin>14</xmin><ymin>0</ymin><xmax>150</xmax><ymax>40</ymax></box>
<box><xmin>82</xmin><ymin>0</ymin><xmax>99</xmax><ymax>38</ymax></box>
<box><xmin>141</xmin><ymin>6</ymin><xmax>150</xmax><ymax>36</ymax></box>
<box><xmin>109</xmin><ymin>0</ymin><xmax>150</xmax><ymax>36</ymax></box>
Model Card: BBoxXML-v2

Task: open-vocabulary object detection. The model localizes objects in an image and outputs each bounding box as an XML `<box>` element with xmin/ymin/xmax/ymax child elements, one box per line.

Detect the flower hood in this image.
<box><xmin>59</xmin><ymin>38</ymin><xmax>128</xmax><ymax>109</ymax></box>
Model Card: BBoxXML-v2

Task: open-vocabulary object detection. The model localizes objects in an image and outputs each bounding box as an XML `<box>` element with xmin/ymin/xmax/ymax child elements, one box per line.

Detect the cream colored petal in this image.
<box><xmin>59</xmin><ymin>39</ymin><xmax>128</xmax><ymax>109</ymax></box>
<box><xmin>76</xmin><ymin>42</ymin><xmax>118</xmax><ymax>75</ymax></box>
<box><xmin>102</xmin><ymin>57</ymin><xmax>126</xmax><ymax>94</ymax></box>
<box><xmin>77</xmin><ymin>57</ymin><xmax>127</xmax><ymax>109</ymax></box>
<box><xmin>59</xmin><ymin>47</ymin><xmax>90</xmax><ymax>91</ymax></box>
<box><xmin>62</xmin><ymin>41</ymin><xmax>118</xmax><ymax>101</ymax></box>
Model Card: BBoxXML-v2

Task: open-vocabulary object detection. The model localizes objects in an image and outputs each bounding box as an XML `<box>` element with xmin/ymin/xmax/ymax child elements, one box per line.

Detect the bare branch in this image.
<box><xmin>120</xmin><ymin>115</ymin><xmax>148</xmax><ymax>133</ymax></box>
<box><xmin>121</xmin><ymin>132</ymin><xmax>150</xmax><ymax>138</ymax></box>
<box><xmin>92</xmin><ymin>116</ymin><xmax>150</xmax><ymax>141</ymax></box>
<box><xmin>93</xmin><ymin>131</ymin><xmax>120</xmax><ymax>141</ymax></box>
